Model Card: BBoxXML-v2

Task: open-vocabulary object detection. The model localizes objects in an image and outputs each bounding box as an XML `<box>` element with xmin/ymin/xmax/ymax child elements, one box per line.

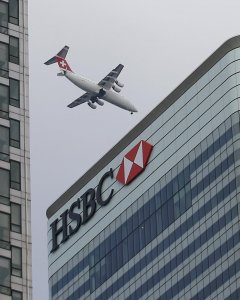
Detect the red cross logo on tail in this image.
<box><xmin>56</xmin><ymin>56</ymin><xmax>72</xmax><ymax>72</ymax></box>
<box><xmin>116</xmin><ymin>140</ymin><xmax>153</xmax><ymax>185</ymax></box>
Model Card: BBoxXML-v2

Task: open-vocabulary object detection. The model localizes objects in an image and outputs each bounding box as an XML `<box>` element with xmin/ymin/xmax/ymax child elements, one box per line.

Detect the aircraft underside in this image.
<box><xmin>65</xmin><ymin>72</ymin><xmax>137</xmax><ymax>113</ymax></box>
<box><xmin>44</xmin><ymin>46</ymin><xmax>137</xmax><ymax>113</ymax></box>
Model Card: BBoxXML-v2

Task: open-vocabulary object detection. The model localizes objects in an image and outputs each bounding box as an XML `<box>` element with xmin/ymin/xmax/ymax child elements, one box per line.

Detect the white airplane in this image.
<box><xmin>44</xmin><ymin>46</ymin><xmax>138</xmax><ymax>114</ymax></box>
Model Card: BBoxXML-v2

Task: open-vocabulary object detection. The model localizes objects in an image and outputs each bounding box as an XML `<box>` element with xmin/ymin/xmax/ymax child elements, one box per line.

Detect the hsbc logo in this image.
<box><xmin>116</xmin><ymin>140</ymin><xmax>153</xmax><ymax>185</ymax></box>
<box><xmin>50</xmin><ymin>140</ymin><xmax>153</xmax><ymax>253</ymax></box>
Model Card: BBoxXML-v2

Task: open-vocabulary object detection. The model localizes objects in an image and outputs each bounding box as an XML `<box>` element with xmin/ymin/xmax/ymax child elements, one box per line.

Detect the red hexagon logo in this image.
<box><xmin>116</xmin><ymin>140</ymin><xmax>153</xmax><ymax>185</ymax></box>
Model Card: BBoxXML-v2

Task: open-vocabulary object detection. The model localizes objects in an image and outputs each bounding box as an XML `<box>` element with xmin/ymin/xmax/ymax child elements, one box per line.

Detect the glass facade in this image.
<box><xmin>0</xmin><ymin>0</ymin><xmax>31</xmax><ymax>298</ymax></box>
<box><xmin>49</xmin><ymin>112</ymin><xmax>240</xmax><ymax>299</ymax></box>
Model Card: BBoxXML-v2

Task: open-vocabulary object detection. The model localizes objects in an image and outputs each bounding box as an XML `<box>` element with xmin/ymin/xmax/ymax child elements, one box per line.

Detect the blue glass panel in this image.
<box><xmin>52</xmin><ymin>114</ymin><xmax>239</xmax><ymax>298</ymax></box>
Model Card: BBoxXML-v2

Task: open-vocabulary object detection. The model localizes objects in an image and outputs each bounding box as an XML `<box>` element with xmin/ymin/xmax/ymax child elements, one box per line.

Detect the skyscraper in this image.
<box><xmin>0</xmin><ymin>0</ymin><xmax>31</xmax><ymax>299</ymax></box>
<box><xmin>47</xmin><ymin>36</ymin><xmax>240</xmax><ymax>299</ymax></box>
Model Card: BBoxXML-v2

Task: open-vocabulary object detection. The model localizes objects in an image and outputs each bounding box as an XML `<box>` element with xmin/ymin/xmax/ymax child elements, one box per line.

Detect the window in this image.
<box><xmin>9</xmin><ymin>36</ymin><xmax>19</xmax><ymax>64</ymax></box>
<box><xmin>12</xmin><ymin>246</ymin><xmax>22</xmax><ymax>277</ymax></box>
<box><xmin>0</xmin><ymin>1</ymin><xmax>8</xmax><ymax>33</ymax></box>
<box><xmin>10</xmin><ymin>160</ymin><xmax>21</xmax><ymax>190</ymax></box>
<box><xmin>0</xmin><ymin>212</ymin><xmax>10</xmax><ymax>249</ymax></box>
<box><xmin>9</xmin><ymin>0</ymin><xmax>19</xmax><ymax>25</ymax></box>
<box><xmin>10</xmin><ymin>119</ymin><xmax>20</xmax><ymax>148</ymax></box>
<box><xmin>12</xmin><ymin>290</ymin><xmax>22</xmax><ymax>300</ymax></box>
<box><xmin>0</xmin><ymin>84</ymin><xmax>9</xmax><ymax>118</ymax></box>
<box><xmin>0</xmin><ymin>168</ymin><xmax>9</xmax><ymax>204</ymax></box>
<box><xmin>10</xmin><ymin>78</ymin><xmax>20</xmax><ymax>107</ymax></box>
<box><xmin>11</xmin><ymin>203</ymin><xmax>21</xmax><ymax>233</ymax></box>
<box><xmin>0</xmin><ymin>125</ymin><xmax>9</xmax><ymax>161</ymax></box>
<box><xmin>0</xmin><ymin>256</ymin><xmax>10</xmax><ymax>295</ymax></box>
<box><xmin>0</xmin><ymin>42</ymin><xmax>8</xmax><ymax>77</ymax></box>
<box><xmin>12</xmin><ymin>291</ymin><xmax>22</xmax><ymax>300</ymax></box>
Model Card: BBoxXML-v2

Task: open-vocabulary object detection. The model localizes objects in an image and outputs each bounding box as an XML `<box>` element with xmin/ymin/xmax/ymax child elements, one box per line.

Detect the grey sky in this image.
<box><xmin>29</xmin><ymin>1</ymin><xmax>240</xmax><ymax>298</ymax></box>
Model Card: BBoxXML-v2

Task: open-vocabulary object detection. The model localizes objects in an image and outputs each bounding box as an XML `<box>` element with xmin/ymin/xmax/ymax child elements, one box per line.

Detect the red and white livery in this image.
<box><xmin>44</xmin><ymin>46</ymin><xmax>138</xmax><ymax>113</ymax></box>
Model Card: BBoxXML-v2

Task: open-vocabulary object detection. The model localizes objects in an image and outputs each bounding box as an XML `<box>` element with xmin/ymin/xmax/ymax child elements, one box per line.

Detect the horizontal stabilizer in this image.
<box><xmin>44</xmin><ymin>45</ymin><xmax>70</xmax><ymax>65</ymax></box>
<box><xmin>44</xmin><ymin>56</ymin><xmax>57</xmax><ymax>65</ymax></box>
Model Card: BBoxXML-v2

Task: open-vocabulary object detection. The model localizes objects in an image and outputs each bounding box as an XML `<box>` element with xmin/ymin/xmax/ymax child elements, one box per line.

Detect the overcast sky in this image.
<box><xmin>29</xmin><ymin>1</ymin><xmax>240</xmax><ymax>298</ymax></box>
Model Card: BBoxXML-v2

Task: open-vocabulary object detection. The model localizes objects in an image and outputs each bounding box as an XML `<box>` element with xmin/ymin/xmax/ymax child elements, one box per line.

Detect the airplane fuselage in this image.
<box><xmin>65</xmin><ymin>71</ymin><xmax>137</xmax><ymax>112</ymax></box>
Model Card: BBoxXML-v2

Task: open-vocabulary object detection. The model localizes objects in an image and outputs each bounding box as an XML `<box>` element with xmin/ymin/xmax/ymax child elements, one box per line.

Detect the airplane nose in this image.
<box><xmin>131</xmin><ymin>104</ymin><xmax>138</xmax><ymax>113</ymax></box>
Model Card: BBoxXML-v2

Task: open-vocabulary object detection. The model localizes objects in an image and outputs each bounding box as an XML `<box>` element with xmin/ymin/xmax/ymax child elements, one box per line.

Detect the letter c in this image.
<box><xmin>96</xmin><ymin>168</ymin><xmax>114</xmax><ymax>206</ymax></box>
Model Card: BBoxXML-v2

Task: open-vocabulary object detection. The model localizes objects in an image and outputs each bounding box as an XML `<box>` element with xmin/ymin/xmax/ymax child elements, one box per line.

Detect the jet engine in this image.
<box><xmin>88</xmin><ymin>100</ymin><xmax>97</xmax><ymax>109</ymax></box>
<box><xmin>115</xmin><ymin>80</ymin><xmax>124</xmax><ymax>88</ymax></box>
<box><xmin>96</xmin><ymin>98</ymin><xmax>104</xmax><ymax>106</ymax></box>
<box><xmin>112</xmin><ymin>84</ymin><xmax>121</xmax><ymax>93</ymax></box>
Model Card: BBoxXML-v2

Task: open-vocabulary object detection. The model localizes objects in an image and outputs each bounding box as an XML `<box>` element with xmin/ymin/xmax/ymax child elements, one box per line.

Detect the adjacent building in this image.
<box><xmin>47</xmin><ymin>36</ymin><xmax>240</xmax><ymax>300</ymax></box>
<box><xmin>0</xmin><ymin>0</ymin><xmax>31</xmax><ymax>299</ymax></box>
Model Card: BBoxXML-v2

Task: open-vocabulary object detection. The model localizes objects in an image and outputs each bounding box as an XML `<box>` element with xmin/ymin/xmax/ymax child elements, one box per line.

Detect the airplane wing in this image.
<box><xmin>98</xmin><ymin>64</ymin><xmax>124</xmax><ymax>90</ymax></box>
<box><xmin>67</xmin><ymin>92</ymin><xmax>93</xmax><ymax>108</ymax></box>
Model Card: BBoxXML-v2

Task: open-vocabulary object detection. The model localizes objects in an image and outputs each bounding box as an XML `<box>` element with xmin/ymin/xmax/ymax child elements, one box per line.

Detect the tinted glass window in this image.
<box><xmin>10</xmin><ymin>119</ymin><xmax>20</xmax><ymax>148</ymax></box>
<box><xmin>0</xmin><ymin>168</ymin><xmax>9</xmax><ymax>204</ymax></box>
<box><xmin>0</xmin><ymin>42</ymin><xmax>8</xmax><ymax>77</ymax></box>
<box><xmin>0</xmin><ymin>256</ymin><xmax>10</xmax><ymax>295</ymax></box>
<box><xmin>0</xmin><ymin>1</ymin><xmax>8</xmax><ymax>33</ymax></box>
<box><xmin>11</xmin><ymin>203</ymin><xmax>21</xmax><ymax>233</ymax></box>
<box><xmin>9</xmin><ymin>78</ymin><xmax>20</xmax><ymax>107</ymax></box>
<box><xmin>12</xmin><ymin>290</ymin><xmax>22</xmax><ymax>300</ymax></box>
<box><xmin>9</xmin><ymin>36</ymin><xmax>19</xmax><ymax>64</ymax></box>
<box><xmin>12</xmin><ymin>246</ymin><xmax>22</xmax><ymax>277</ymax></box>
<box><xmin>0</xmin><ymin>212</ymin><xmax>9</xmax><ymax>249</ymax></box>
<box><xmin>10</xmin><ymin>160</ymin><xmax>21</xmax><ymax>190</ymax></box>
<box><xmin>0</xmin><ymin>125</ymin><xmax>9</xmax><ymax>161</ymax></box>
<box><xmin>0</xmin><ymin>84</ymin><xmax>8</xmax><ymax>118</ymax></box>
<box><xmin>9</xmin><ymin>0</ymin><xmax>19</xmax><ymax>25</ymax></box>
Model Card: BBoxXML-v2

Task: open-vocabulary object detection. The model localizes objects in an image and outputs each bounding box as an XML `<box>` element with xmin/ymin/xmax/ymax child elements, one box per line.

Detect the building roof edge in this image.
<box><xmin>46</xmin><ymin>35</ymin><xmax>240</xmax><ymax>219</ymax></box>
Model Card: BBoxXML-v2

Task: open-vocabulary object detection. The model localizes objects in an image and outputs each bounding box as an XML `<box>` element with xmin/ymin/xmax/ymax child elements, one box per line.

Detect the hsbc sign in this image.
<box><xmin>116</xmin><ymin>140</ymin><xmax>153</xmax><ymax>185</ymax></box>
<box><xmin>50</xmin><ymin>140</ymin><xmax>153</xmax><ymax>253</ymax></box>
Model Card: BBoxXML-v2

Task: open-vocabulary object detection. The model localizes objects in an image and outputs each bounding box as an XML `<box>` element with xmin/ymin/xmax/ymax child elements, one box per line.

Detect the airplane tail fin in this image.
<box><xmin>44</xmin><ymin>45</ymin><xmax>73</xmax><ymax>72</ymax></box>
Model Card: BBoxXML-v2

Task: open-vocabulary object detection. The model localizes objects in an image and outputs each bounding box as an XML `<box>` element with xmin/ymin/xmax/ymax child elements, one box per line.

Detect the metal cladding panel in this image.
<box><xmin>48</xmin><ymin>40</ymin><xmax>240</xmax><ymax>277</ymax></box>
